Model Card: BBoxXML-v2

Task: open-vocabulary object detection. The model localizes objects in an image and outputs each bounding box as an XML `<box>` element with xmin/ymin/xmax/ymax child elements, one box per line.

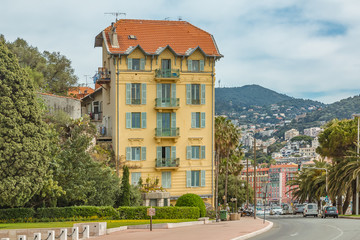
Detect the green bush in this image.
<box><xmin>0</xmin><ymin>208</ymin><xmax>35</xmax><ymax>220</ymax></box>
<box><xmin>175</xmin><ymin>193</ymin><xmax>206</xmax><ymax>217</ymax></box>
<box><xmin>118</xmin><ymin>206</ymin><xmax>199</xmax><ymax>220</ymax></box>
<box><xmin>36</xmin><ymin>206</ymin><xmax>118</xmax><ymax>219</ymax></box>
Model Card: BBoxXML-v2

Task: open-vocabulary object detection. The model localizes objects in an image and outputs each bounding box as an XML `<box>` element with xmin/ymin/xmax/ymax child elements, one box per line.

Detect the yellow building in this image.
<box><xmin>91</xmin><ymin>19</ymin><xmax>222</xmax><ymax>205</ymax></box>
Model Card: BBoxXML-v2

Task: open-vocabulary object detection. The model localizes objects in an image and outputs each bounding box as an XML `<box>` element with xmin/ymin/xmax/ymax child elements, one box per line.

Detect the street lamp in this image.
<box><xmin>353</xmin><ymin>114</ymin><xmax>360</xmax><ymax>215</ymax></box>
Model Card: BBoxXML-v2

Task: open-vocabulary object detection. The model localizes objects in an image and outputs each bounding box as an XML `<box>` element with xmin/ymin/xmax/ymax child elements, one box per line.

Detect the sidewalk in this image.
<box><xmin>92</xmin><ymin>217</ymin><xmax>272</xmax><ymax>240</ymax></box>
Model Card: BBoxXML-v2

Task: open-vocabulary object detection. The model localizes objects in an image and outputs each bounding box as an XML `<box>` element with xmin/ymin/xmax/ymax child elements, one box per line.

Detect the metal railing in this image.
<box><xmin>155</xmin><ymin>128</ymin><xmax>179</xmax><ymax>137</ymax></box>
<box><xmin>155</xmin><ymin>98</ymin><xmax>180</xmax><ymax>108</ymax></box>
<box><xmin>156</xmin><ymin>158</ymin><xmax>180</xmax><ymax>168</ymax></box>
<box><xmin>93</xmin><ymin>67</ymin><xmax>111</xmax><ymax>83</ymax></box>
<box><xmin>131</xmin><ymin>98</ymin><xmax>141</xmax><ymax>104</ymax></box>
<box><xmin>155</xmin><ymin>69</ymin><xmax>180</xmax><ymax>78</ymax></box>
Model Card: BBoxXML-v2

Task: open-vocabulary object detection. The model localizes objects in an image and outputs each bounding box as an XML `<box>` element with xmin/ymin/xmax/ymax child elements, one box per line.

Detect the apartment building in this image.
<box><xmin>240</xmin><ymin>168</ymin><xmax>269</xmax><ymax>204</ymax></box>
<box><xmin>284</xmin><ymin>129</ymin><xmax>299</xmax><ymax>141</ymax></box>
<box><xmin>91</xmin><ymin>19</ymin><xmax>222</xmax><ymax>205</ymax></box>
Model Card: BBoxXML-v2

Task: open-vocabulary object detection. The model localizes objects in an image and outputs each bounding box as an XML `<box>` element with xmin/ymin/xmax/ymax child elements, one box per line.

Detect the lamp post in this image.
<box><xmin>353</xmin><ymin>114</ymin><xmax>360</xmax><ymax>215</ymax></box>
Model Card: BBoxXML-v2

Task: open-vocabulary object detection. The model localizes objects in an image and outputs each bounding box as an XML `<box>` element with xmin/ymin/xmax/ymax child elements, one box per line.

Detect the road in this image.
<box><xmin>252</xmin><ymin>215</ymin><xmax>359</xmax><ymax>240</ymax></box>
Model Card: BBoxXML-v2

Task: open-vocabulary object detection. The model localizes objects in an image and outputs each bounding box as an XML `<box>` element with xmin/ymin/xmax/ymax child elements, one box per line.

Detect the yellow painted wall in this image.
<box><xmin>102</xmin><ymin>46</ymin><xmax>217</xmax><ymax>205</ymax></box>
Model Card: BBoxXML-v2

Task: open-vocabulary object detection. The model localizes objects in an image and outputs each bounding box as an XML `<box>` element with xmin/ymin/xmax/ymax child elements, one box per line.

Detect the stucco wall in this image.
<box><xmin>38</xmin><ymin>93</ymin><xmax>81</xmax><ymax>119</ymax></box>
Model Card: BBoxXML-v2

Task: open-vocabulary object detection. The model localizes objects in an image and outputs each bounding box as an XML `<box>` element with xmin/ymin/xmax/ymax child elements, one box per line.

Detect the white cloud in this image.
<box><xmin>1</xmin><ymin>0</ymin><xmax>360</xmax><ymax>104</ymax></box>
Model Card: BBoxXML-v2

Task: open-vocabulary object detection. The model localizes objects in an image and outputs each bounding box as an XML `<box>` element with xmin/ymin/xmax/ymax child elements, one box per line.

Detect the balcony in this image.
<box><xmin>155</xmin><ymin>128</ymin><xmax>180</xmax><ymax>142</ymax></box>
<box><xmin>93</xmin><ymin>67</ymin><xmax>111</xmax><ymax>84</ymax></box>
<box><xmin>155</xmin><ymin>158</ymin><xmax>180</xmax><ymax>170</ymax></box>
<box><xmin>155</xmin><ymin>69</ymin><xmax>180</xmax><ymax>81</ymax></box>
<box><xmin>154</xmin><ymin>98</ymin><xmax>180</xmax><ymax>111</ymax></box>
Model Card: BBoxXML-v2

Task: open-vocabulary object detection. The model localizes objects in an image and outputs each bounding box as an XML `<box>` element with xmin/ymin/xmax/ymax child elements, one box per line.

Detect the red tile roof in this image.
<box><xmin>95</xmin><ymin>19</ymin><xmax>222</xmax><ymax>57</ymax></box>
<box><xmin>270</xmin><ymin>164</ymin><xmax>298</xmax><ymax>169</ymax></box>
<box><xmin>68</xmin><ymin>87</ymin><xmax>94</xmax><ymax>99</ymax></box>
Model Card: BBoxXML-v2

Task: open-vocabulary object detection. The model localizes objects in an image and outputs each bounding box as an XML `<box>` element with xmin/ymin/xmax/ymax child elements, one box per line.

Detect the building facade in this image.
<box><xmin>241</xmin><ymin>168</ymin><xmax>269</xmax><ymax>204</ymax></box>
<box><xmin>92</xmin><ymin>19</ymin><xmax>222</xmax><ymax>205</ymax></box>
<box><xmin>284</xmin><ymin>129</ymin><xmax>299</xmax><ymax>141</ymax></box>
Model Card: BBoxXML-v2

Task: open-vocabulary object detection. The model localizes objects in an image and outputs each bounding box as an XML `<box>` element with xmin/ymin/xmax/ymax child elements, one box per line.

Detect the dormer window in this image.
<box><xmin>187</xmin><ymin>60</ymin><xmax>204</xmax><ymax>72</ymax></box>
<box><xmin>128</xmin><ymin>35</ymin><xmax>137</xmax><ymax>40</ymax></box>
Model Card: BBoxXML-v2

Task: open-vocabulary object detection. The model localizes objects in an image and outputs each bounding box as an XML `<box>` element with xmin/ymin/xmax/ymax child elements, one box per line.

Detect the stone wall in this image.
<box><xmin>38</xmin><ymin>93</ymin><xmax>81</xmax><ymax>119</ymax></box>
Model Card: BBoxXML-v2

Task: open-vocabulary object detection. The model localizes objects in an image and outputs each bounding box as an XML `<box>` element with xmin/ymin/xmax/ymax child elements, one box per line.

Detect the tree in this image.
<box><xmin>119</xmin><ymin>165</ymin><xmax>131</xmax><ymax>206</ymax></box>
<box><xmin>0</xmin><ymin>41</ymin><xmax>50</xmax><ymax>207</ymax></box>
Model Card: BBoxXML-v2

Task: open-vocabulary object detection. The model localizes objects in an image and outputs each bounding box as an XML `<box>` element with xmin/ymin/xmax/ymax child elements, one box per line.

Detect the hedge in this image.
<box><xmin>175</xmin><ymin>193</ymin><xmax>206</xmax><ymax>217</ymax></box>
<box><xmin>118</xmin><ymin>206</ymin><xmax>199</xmax><ymax>219</ymax></box>
<box><xmin>36</xmin><ymin>206</ymin><xmax>119</xmax><ymax>219</ymax></box>
<box><xmin>0</xmin><ymin>208</ymin><xmax>35</xmax><ymax>220</ymax></box>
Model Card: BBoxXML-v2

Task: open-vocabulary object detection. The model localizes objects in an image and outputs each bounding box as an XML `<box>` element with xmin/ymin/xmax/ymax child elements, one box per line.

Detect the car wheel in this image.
<box><xmin>303</xmin><ymin>214</ymin><xmax>306</xmax><ymax>217</ymax></box>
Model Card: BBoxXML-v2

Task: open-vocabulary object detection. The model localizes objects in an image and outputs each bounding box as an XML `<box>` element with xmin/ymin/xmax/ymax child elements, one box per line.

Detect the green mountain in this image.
<box><xmin>215</xmin><ymin>85</ymin><xmax>325</xmax><ymax>124</ymax></box>
<box><xmin>215</xmin><ymin>84</ymin><xmax>292</xmax><ymax>108</ymax></box>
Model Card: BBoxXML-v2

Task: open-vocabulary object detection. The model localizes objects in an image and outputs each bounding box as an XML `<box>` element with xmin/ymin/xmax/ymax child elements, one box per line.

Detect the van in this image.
<box><xmin>303</xmin><ymin>203</ymin><xmax>318</xmax><ymax>217</ymax></box>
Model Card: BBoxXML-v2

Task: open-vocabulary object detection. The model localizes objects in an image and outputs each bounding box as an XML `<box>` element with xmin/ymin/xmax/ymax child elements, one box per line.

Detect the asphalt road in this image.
<box><xmin>251</xmin><ymin>215</ymin><xmax>360</xmax><ymax>240</ymax></box>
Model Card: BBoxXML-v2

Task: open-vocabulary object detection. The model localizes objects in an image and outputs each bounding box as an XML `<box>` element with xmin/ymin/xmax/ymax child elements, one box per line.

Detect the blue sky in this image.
<box><xmin>1</xmin><ymin>0</ymin><xmax>360</xmax><ymax>104</ymax></box>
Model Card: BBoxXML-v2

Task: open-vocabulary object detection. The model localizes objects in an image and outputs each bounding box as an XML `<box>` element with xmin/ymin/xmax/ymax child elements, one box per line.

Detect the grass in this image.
<box><xmin>340</xmin><ymin>215</ymin><xmax>360</xmax><ymax>217</ymax></box>
<box><xmin>0</xmin><ymin>219</ymin><xmax>196</xmax><ymax>230</ymax></box>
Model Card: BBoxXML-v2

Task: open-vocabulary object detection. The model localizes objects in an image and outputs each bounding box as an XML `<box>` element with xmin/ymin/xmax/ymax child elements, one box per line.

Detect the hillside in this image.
<box><xmin>274</xmin><ymin>94</ymin><xmax>360</xmax><ymax>138</ymax></box>
<box><xmin>215</xmin><ymin>85</ymin><xmax>292</xmax><ymax>108</ymax></box>
<box><xmin>215</xmin><ymin>85</ymin><xmax>325</xmax><ymax>124</ymax></box>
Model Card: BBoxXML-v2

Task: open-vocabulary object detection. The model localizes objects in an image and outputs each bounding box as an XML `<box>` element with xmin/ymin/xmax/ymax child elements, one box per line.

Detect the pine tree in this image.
<box><xmin>0</xmin><ymin>41</ymin><xmax>50</xmax><ymax>207</ymax></box>
<box><xmin>119</xmin><ymin>165</ymin><xmax>131</xmax><ymax>206</ymax></box>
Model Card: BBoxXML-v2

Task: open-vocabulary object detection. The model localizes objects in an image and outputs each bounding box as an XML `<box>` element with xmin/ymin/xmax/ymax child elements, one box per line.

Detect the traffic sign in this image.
<box><xmin>147</xmin><ymin>207</ymin><xmax>156</xmax><ymax>216</ymax></box>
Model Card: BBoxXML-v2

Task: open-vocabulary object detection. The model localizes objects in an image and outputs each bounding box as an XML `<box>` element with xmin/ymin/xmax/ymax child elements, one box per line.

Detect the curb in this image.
<box><xmin>339</xmin><ymin>216</ymin><xmax>360</xmax><ymax>220</ymax></box>
<box><xmin>230</xmin><ymin>220</ymin><xmax>273</xmax><ymax>240</ymax></box>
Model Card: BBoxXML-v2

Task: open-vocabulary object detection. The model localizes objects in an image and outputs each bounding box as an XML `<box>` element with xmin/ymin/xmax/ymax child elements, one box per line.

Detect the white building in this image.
<box><xmin>284</xmin><ymin>129</ymin><xmax>299</xmax><ymax>141</ymax></box>
<box><xmin>304</xmin><ymin>127</ymin><xmax>322</xmax><ymax>137</ymax></box>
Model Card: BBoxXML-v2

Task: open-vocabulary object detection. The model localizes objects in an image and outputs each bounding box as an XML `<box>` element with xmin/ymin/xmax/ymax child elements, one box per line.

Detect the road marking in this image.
<box><xmin>323</xmin><ymin>224</ymin><xmax>344</xmax><ymax>240</ymax></box>
<box><xmin>290</xmin><ymin>232</ymin><xmax>298</xmax><ymax>236</ymax></box>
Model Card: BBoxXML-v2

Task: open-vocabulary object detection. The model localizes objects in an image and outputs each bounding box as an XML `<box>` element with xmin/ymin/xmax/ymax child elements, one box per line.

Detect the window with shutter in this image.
<box><xmin>162</xmin><ymin>172</ymin><xmax>171</xmax><ymax>189</ymax></box>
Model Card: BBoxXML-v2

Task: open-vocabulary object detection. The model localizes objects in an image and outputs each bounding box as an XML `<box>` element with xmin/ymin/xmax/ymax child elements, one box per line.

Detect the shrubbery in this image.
<box><xmin>0</xmin><ymin>208</ymin><xmax>35</xmax><ymax>220</ymax></box>
<box><xmin>175</xmin><ymin>193</ymin><xmax>206</xmax><ymax>217</ymax></box>
<box><xmin>36</xmin><ymin>206</ymin><xmax>119</xmax><ymax>219</ymax></box>
<box><xmin>118</xmin><ymin>206</ymin><xmax>199</xmax><ymax>220</ymax></box>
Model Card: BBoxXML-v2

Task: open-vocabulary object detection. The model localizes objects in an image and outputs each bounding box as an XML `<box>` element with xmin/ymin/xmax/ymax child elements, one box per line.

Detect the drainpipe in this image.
<box><xmin>211</xmin><ymin>56</ymin><xmax>215</xmax><ymax>207</ymax></box>
<box><xmin>116</xmin><ymin>54</ymin><xmax>121</xmax><ymax>176</ymax></box>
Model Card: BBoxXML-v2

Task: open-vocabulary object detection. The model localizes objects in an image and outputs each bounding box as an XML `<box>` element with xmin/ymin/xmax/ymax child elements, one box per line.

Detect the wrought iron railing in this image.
<box><xmin>156</xmin><ymin>158</ymin><xmax>180</xmax><ymax>168</ymax></box>
<box><xmin>155</xmin><ymin>128</ymin><xmax>179</xmax><ymax>137</ymax></box>
<box><xmin>155</xmin><ymin>98</ymin><xmax>180</xmax><ymax>108</ymax></box>
<box><xmin>155</xmin><ymin>69</ymin><xmax>180</xmax><ymax>78</ymax></box>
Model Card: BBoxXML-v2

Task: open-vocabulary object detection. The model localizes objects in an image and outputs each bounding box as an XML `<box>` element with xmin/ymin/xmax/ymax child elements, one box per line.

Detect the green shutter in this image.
<box><xmin>187</xmin><ymin>60</ymin><xmax>192</xmax><ymax>71</ymax></box>
<box><xmin>141</xmin><ymin>147</ymin><xmax>146</xmax><ymax>160</ymax></box>
<box><xmin>187</xmin><ymin>146</ymin><xmax>192</xmax><ymax>159</ymax></box>
<box><xmin>157</xmin><ymin>83</ymin><xmax>162</xmax><ymax>98</ymax></box>
<box><xmin>126</xmin><ymin>112</ymin><xmax>131</xmax><ymax>128</ymax></box>
<box><xmin>140</xmin><ymin>58</ymin><xmax>145</xmax><ymax>70</ymax></box>
<box><xmin>141</xmin><ymin>112</ymin><xmax>147</xmax><ymax>128</ymax></box>
<box><xmin>201</xmin><ymin>146</ymin><xmax>205</xmax><ymax>159</ymax></box>
<box><xmin>186</xmin><ymin>84</ymin><xmax>191</xmax><ymax>104</ymax></box>
<box><xmin>201</xmin><ymin>170</ymin><xmax>206</xmax><ymax>187</ymax></box>
<box><xmin>186</xmin><ymin>171</ymin><xmax>191</xmax><ymax>187</ymax></box>
<box><xmin>171</xmin><ymin>83</ymin><xmax>176</xmax><ymax>98</ymax></box>
<box><xmin>201</xmin><ymin>84</ymin><xmax>205</xmax><ymax>104</ymax></box>
<box><xmin>126</xmin><ymin>83</ymin><xmax>131</xmax><ymax>104</ymax></box>
<box><xmin>171</xmin><ymin>112</ymin><xmax>176</xmax><ymax>129</ymax></box>
<box><xmin>157</xmin><ymin>112</ymin><xmax>162</xmax><ymax>129</ymax></box>
<box><xmin>127</xmin><ymin>58</ymin><xmax>132</xmax><ymax>69</ymax></box>
<box><xmin>201</xmin><ymin>112</ymin><xmax>205</xmax><ymax>128</ymax></box>
<box><xmin>162</xmin><ymin>172</ymin><xmax>171</xmax><ymax>189</ymax></box>
<box><xmin>157</xmin><ymin>147</ymin><xmax>162</xmax><ymax>160</ymax></box>
<box><xmin>171</xmin><ymin>146</ymin><xmax>176</xmax><ymax>159</ymax></box>
<box><xmin>200</xmin><ymin>60</ymin><xmax>204</xmax><ymax>71</ymax></box>
<box><xmin>167</xmin><ymin>172</ymin><xmax>171</xmax><ymax>188</ymax></box>
<box><xmin>191</xmin><ymin>112</ymin><xmax>196</xmax><ymax>128</ymax></box>
<box><xmin>141</xmin><ymin>83</ymin><xmax>146</xmax><ymax>104</ymax></box>
<box><xmin>126</xmin><ymin>147</ymin><xmax>131</xmax><ymax>160</ymax></box>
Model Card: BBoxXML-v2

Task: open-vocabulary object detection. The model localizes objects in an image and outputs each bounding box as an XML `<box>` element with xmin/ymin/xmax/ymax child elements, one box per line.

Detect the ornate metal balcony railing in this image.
<box><xmin>155</xmin><ymin>98</ymin><xmax>180</xmax><ymax>108</ymax></box>
<box><xmin>155</xmin><ymin>158</ymin><xmax>180</xmax><ymax>168</ymax></box>
<box><xmin>155</xmin><ymin>69</ymin><xmax>180</xmax><ymax>78</ymax></box>
<box><xmin>155</xmin><ymin>128</ymin><xmax>179</xmax><ymax>137</ymax></box>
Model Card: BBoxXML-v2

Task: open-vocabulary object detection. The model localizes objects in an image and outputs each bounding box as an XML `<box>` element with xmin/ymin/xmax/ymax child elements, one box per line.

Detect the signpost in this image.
<box><xmin>147</xmin><ymin>207</ymin><xmax>156</xmax><ymax>231</ymax></box>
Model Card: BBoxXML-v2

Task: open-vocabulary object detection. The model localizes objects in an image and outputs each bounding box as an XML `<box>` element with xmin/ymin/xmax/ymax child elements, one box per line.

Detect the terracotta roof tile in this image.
<box><xmin>97</xmin><ymin>19</ymin><xmax>222</xmax><ymax>57</ymax></box>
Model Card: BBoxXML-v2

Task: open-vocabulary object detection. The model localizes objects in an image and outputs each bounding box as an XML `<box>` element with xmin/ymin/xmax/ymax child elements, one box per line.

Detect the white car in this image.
<box><xmin>270</xmin><ymin>206</ymin><xmax>283</xmax><ymax>215</ymax></box>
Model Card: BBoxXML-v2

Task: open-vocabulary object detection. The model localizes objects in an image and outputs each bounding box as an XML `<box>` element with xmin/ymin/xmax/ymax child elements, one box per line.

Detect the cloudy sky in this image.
<box><xmin>1</xmin><ymin>0</ymin><xmax>360</xmax><ymax>104</ymax></box>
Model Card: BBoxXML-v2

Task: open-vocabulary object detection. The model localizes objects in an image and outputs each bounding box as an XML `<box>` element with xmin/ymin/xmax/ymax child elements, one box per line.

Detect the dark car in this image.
<box><xmin>321</xmin><ymin>206</ymin><xmax>338</xmax><ymax>218</ymax></box>
<box><xmin>293</xmin><ymin>204</ymin><xmax>305</xmax><ymax>215</ymax></box>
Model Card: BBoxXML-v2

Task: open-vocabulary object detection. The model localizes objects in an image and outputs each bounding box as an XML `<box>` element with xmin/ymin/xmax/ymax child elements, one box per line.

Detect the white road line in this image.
<box><xmin>323</xmin><ymin>224</ymin><xmax>344</xmax><ymax>240</ymax></box>
<box><xmin>290</xmin><ymin>232</ymin><xmax>298</xmax><ymax>237</ymax></box>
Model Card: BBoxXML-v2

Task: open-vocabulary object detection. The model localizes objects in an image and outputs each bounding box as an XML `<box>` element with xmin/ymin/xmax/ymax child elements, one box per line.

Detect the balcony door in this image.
<box><xmin>161</xmin><ymin>59</ymin><xmax>171</xmax><ymax>77</ymax></box>
<box><xmin>161</xmin><ymin>84</ymin><xmax>171</xmax><ymax>106</ymax></box>
<box><xmin>162</xmin><ymin>112</ymin><xmax>171</xmax><ymax>136</ymax></box>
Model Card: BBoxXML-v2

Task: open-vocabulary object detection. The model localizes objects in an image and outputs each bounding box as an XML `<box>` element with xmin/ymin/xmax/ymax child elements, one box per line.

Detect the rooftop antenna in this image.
<box><xmin>218</xmin><ymin>79</ymin><xmax>221</xmax><ymax>88</ymax></box>
<box><xmin>164</xmin><ymin>17</ymin><xmax>170</xmax><ymax>21</ymax></box>
<box><xmin>178</xmin><ymin>16</ymin><xmax>183</xmax><ymax>21</ymax></box>
<box><xmin>104</xmin><ymin>12</ymin><xmax>126</xmax><ymax>21</ymax></box>
<box><xmin>84</xmin><ymin>75</ymin><xmax>90</xmax><ymax>87</ymax></box>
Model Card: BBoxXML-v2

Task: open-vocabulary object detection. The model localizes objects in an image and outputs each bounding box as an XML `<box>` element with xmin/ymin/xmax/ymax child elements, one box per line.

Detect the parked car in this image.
<box><xmin>321</xmin><ymin>206</ymin><xmax>339</xmax><ymax>218</ymax></box>
<box><xmin>282</xmin><ymin>204</ymin><xmax>293</xmax><ymax>215</ymax></box>
<box><xmin>303</xmin><ymin>203</ymin><xmax>318</xmax><ymax>217</ymax></box>
<box><xmin>293</xmin><ymin>204</ymin><xmax>305</xmax><ymax>215</ymax></box>
<box><xmin>270</xmin><ymin>206</ymin><xmax>283</xmax><ymax>215</ymax></box>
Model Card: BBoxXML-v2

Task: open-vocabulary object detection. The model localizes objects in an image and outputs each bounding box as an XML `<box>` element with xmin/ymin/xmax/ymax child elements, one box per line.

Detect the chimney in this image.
<box><xmin>109</xmin><ymin>22</ymin><xmax>119</xmax><ymax>48</ymax></box>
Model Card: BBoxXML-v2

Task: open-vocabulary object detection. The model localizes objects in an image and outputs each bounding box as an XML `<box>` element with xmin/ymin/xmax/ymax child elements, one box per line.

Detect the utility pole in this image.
<box><xmin>353</xmin><ymin>114</ymin><xmax>360</xmax><ymax>215</ymax></box>
<box><xmin>246</xmin><ymin>158</ymin><xmax>249</xmax><ymax>208</ymax></box>
<box><xmin>254</xmin><ymin>138</ymin><xmax>257</xmax><ymax>219</ymax></box>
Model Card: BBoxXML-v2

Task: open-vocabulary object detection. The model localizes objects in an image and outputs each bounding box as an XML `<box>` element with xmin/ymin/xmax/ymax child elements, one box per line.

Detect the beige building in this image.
<box><xmin>90</xmin><ymin>19</ymin><xmax>222</xmax><ymax>205</ymax></box>
<box><xmin>284</xmin><ymin>128</ymin><xmax>299</xmax><ymax>141</ymax></box>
